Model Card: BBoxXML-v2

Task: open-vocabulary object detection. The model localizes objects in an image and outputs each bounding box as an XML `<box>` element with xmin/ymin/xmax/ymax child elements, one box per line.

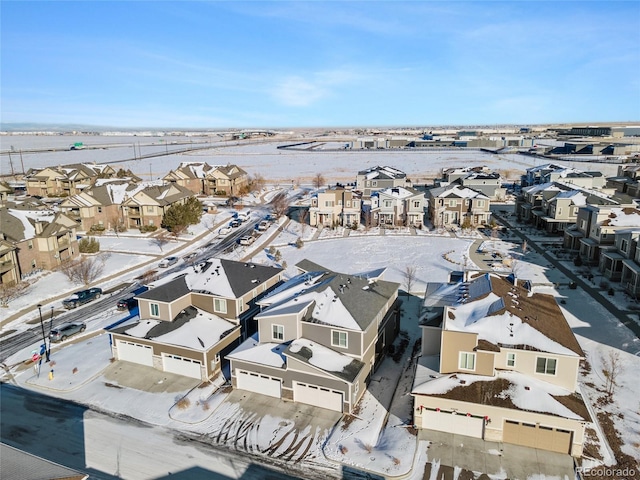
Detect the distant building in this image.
<box><xmin>355</xmin><ymin>166</ymin><xmax>411</xmax><ymax>198</ymax></box>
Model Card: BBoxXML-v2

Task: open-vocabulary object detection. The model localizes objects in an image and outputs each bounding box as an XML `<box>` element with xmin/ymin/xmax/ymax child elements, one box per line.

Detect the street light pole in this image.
<box><xmin>37</xmin><ymin>304</ymin><xmax>50</xmax><ymax>362</ymax></box>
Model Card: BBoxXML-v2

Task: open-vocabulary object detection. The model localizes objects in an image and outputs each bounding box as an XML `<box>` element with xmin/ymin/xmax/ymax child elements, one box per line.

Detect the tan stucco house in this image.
<box><xmin>309</xmin><ymin>187</ymin><xmax>362</xmax><ymax>227</ymax></box>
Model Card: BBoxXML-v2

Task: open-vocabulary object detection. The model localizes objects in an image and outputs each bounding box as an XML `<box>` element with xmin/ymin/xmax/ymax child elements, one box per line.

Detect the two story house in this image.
<box><xmin>600</xmin><ymin>229</ymin><xmax>640</xmax><ymax>284</ymax></box>
<box><xmin>309</xmin><ymin>187</ymin><xmax>362</xmax><ymax>227</ymax></box>
<box><xmin>25</xmin><ymin>164</ymin><xmax>116</xmax><ymax>197</ymax></box>
<box><xmin>204</xmin><ymin>164</ymin><xmax>249</xmax><ymax>197</ymax></box>
<box><xmin>355</xmin><ymin>166</ymin><xmax>411</xmax><ymax>198</ymax></box>
<box><xmin>0</xmin><ymin>203</ymin><xmax>79</xmax><ymax>275</ymax></box>
<box><xmin>441</xmin><ymin>166</ymin><xmax>506</xmax><ymax>200</ymax></box>
<box><xmin>109</xmin><ymin>258</ymin><xmax>284</xmax><ymax>381</ymax></box>
<box><xmin>163</xmin><ymin>162</ymin><xmax>215</xmax><ymax>195</ymax></box>
<box><xmin>370</xmin><ymin>187</ymin><xmax>425</xmax><ymax>227</ymax></box>
<box><xmin>521</xmin><ymin>163</ymin><xmax>605</xmax><ymax>189</ymax></box>
<box><xmin>227</xmin><ymin>260</ymin><xmax>401</xmax><ymax>413</ymax></box>
<box><xmin>607</xmin><ymin>164</ymin><xmax>640</xmax><ymax>198</ymax></box>
<box><xmin>121</xmin><ymin>183</ymin><xmax>193</xmax><ymax>229</ymax></box>
<box><xmin>427</xmin><ymin>184</ymin><xmax>491</xmax><ymax>228</ymax></box>
<box><xmin>412</xmin><ymin>273</ymin><xmax>588</xmax><ymax>457</ymax></box>
<box><xmin>0</xmin><ymin>240</ymin><xmax>20</xmax><ymax>286</ymax></box>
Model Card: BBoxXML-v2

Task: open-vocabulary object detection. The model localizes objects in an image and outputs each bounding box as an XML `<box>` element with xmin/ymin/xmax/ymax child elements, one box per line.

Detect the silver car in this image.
<box><xmin>49</xmin><ymin>322</ymin><xmax>86</xmax><ymax>343</ymax></box>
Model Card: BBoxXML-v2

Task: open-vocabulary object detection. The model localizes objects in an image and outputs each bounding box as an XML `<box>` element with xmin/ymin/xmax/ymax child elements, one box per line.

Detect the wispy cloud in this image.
<box><xmin>269</xmin><ymin>68</ymin><xmax>361</xmax><ymax>107</ymax></box>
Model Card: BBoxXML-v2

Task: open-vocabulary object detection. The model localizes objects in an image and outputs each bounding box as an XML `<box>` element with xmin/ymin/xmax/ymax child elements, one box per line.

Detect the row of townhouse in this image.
<box><xmin>412</xmin><ymin>272</ymin><xmax>589</xmax><ymax>457</ymax></box>
<box><xmin>517</xmin><ymin>163</ymin><xmax>637</xmax><ymax>235</ymax></box>
<box><xmin>309</xmin><ymin>166</ymin><xmax>497</xmax><ymax>229</ymax></box>
<box><xmin>109</xmin><ymin>258</ymin><xmax>401</xmax><ymax>414</ymax></box>
<box><xmin>24</xmin><ymin>161</ymin><xmax>249</xmax><ymax>199</ymax></box>
<box><xmin>0</xmin><ymin>199</ymin><xmax>80</xmax><ymax>284</ymax></box>
<box><xmin>163</xmin><ymin>162</ymin><xmax>249</xmax><ymax>197</ymax></box>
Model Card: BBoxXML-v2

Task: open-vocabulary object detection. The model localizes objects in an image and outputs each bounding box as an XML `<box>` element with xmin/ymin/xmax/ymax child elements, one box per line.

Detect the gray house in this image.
<box><xmin>355</xmin><ymin>166</ymin><xmax>411</xmax><ymax>198</ymax></box>
<box><xmin>227</xmin><ymin>260</ymin><xmax>401</xmax><ymax>413</ymax></box>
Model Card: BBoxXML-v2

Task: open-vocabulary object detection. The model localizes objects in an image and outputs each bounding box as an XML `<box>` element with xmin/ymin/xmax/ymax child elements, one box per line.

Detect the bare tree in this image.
<box><xmin>58</xmin><ymin>255</ymin><xmax>106</xmax><ymax>286</ymax></box>
<box><xmin>602</xmin><ymin>350</ymin><xmax>623</xmax><ymax>399</ymax></box>
<box><xmin>313</xmin><ymin>173</ymin><xmax>326</xmax><ymax>190</ymax></box>
<box><xmin>202</xmin><ymin>214</ymin><xmax>218</xmax><ymax>233</ymax></box>
<box><xmin>403</xmin><ymin>265</ymin><xmax>417</xmax><ymax>297</ymax></box>
<box><xmin>151</xmin><ymin>233</ymin><xmax>171</xmax><ymax>252</ymax></box>
<box><xmin>0</xmin><ymin>281</ymin><xmax>31</xmax><ymax>308</ymax></box>
<box><xmin>110</xmin><ymin>216</ymin><xmax>126</xmax><ymax>237</ymax></box>
<box><xmin>249</xmin><ymin>173</ymin><xmax>266</xmax><ymax>193</ymax></box>
<box><xmin>298</xmin><ymin>208</ymin><xmax>309</xmax><ymax>236</ymax></box>
<box><xmin>270</xmin><ymin>192</ymin><xmax>290</xmax><ymax>218</ymax></box>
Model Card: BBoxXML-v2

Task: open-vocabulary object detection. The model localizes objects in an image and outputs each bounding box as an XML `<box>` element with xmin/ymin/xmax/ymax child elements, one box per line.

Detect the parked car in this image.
<box><xmin>158</xmin><ymin>256</ymin><xmax>179</xmax><ymax>268</ymax></box>
<box><xmin>49</xmin><ymin>322</ymin><xmax>86</xmax><ymax>342</ymax></box>
<box><xmin>217</xmin><ymin>226</ymin><xmax>232</xmax><ymax>236</ymax></box>
<box><xmin>229</xmin><ymin>219</ymin><xmax>241</xmax><ymax>228</ymax></box>
<box><xmin>237</xmin><ymin>210</ymin><xmax>251</xmax><ymax>221</ymax></box>
<box><xmin>116</xmin><ymin>296</ymin><xmax>137</xmax><ymax>311</ymax></box>
<box><xmin>239</xmin><ymin>235</ymin><xmax>255</xmax><ymax>246</ymax></box>
<box><xmin>62</xmin><ymin>288</ymin><xmax>102</xmax><ymax>309</ymax></box>
<box><xmin>257</xmin><ymin>220</ymin><xmax>270</xmax><ymax>231</ymax></box>
<box><xmin>183</xmin><ymin>252</ymin><xmax>198</xmax><ymax>262</ymax></box>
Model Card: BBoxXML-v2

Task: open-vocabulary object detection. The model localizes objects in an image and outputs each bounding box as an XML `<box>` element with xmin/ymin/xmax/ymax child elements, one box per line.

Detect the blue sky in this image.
<box><xmin>1</xmin><ymin>1</ymin><xmax>639</xmax><ymax>128</ymax></box>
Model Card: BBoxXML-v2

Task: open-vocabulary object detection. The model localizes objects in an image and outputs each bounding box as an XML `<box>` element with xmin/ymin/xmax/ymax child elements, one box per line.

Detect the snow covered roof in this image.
<box><xmin>358</xmin><ymin>165</ymin><xmax>406</xmax><ymax>180</ymax></box>
<box><xmin>255</xmin><ymin>262</ymin><xmax>399</xmax><ymax>332</ymax></box>
<box><xmin>412</xmin><ymin>357</ymin><xmax>590</xmax><ymax>421</ymax></box>
<box><xmin>424</xmin><ymin>274</ymin><xmax>583</xmax><ymax>357</ymax></box>
<box><xmin>112</xmin><ymin>306</ymin><xmax>237</xmax><ymax>351</ymax></box>
<box><xmin>549</xmin><ymin>190</ymin><xmax>587</xmax><ymax>206</ymax></box>
<box><xmin>284</xmin><ymin>338</ymin><xmax>365</xmax><ymax>383</ymax></box>
<box><xmin>377</xmin><ymin>186</ymin><xmax>422</xmax><ymax>199</ymax></box>
<box><xmin>227</xmin><ymin>334</ymin><xmax>287</xmax><ymax>368</ymax></box>
<box><xmin>601</xmin><ymin>207</ymin><xmax>640</xmax><ymax>227</ymax></box>
<box><xmin>430</xmin><ymin>184</ymin><xmax>489</xmax><ymax>200</ymax></box>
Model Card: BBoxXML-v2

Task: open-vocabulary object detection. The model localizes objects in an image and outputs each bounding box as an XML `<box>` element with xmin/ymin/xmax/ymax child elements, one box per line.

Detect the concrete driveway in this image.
<box><xmin>418</xmin><ymin>430</ymin><xmax>575</xmax><ymax>479</ymax></box>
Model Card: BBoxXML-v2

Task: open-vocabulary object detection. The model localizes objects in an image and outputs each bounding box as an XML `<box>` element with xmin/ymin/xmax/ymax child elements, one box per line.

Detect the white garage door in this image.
<box><xmin>236</xmin><ymin>370</ymin><xmax>281</xmax><ymax>398</ymax></box>
<box><xmin>420</xmin><ymin>409</ymin><xmax>484</xmax><ymax>438</ymax></box>
<box><xmin>117</xmin><ymin>340</ymin><xmax>153</xmax><ymax>366</ymax></box>
<box><xmin>162</xmin><ymin>353</ymin><xmax>202</xmax><ymax>379</ymax></box>
<box><xmin>293</xmin><ymin>382</ymin><xmax>343</xmax><ymax>412</ymax></box>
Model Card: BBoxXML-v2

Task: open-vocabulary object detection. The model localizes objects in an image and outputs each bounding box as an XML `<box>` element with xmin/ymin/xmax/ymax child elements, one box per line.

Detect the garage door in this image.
<box><xmin>420</xmin><ymin>409</ymin><xmax>484</xmax><ymax>438</ymax></box>
<box><xmin>236</xmin><ymin>370</ymin><xmax>281</xmax><ymax>398</ymax></box>
<box><xmin>117</xmin><ymin>340</ymin><xmax>153</xmax><ymax>366</ymax></box>
<box><xmin>162</xmin><ymin>353</ymin><xmax>202</xmax><ymax>379</ymax></box>
<box><xmin>293</xmin><ymin>382</ymin><xmax>343</xmax><ymax>412</ymax></box>
<box><xmin>503</xmin><ymin>420</ymin><xmax>572</xmax><ymax>454</ymax></box>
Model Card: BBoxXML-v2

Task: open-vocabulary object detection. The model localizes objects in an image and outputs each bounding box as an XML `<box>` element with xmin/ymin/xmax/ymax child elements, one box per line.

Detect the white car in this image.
<box><xmin>257</xmin><ymin>220</ymin><xmax>270</xmax><ymax>231</ymax></box>
<box><xmin>158</xmin><ymin>256</ymin><xmax>179</xmax><ymax>268</ymax></box>
<box><xmin>217</xmin><ymin>226</ymin><xmax>232</xmax><ymax>237</ymax></box>
<box><xmin>238</xmin><ymin>235</ymin><xmax>255</xmax><ymax>246</ymax></box>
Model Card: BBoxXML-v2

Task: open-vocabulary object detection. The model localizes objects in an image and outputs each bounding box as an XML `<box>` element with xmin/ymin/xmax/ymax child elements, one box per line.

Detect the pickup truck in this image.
<box><xmin>62</xmin><ymin>288</ymin><xmax>103</xmax><ymax>309</ymax></box>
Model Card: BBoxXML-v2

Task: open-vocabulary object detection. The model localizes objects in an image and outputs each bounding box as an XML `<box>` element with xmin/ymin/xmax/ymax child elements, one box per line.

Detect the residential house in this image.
<box><xmin>565</xmin><ymin>206</ymin><xmax>640</xmax><ymax>265</ymax></box>
<box><xmin>0</xmin><ymin>240</ymin><xmax>20</xmax><ymax>285</ymax></box>
<box><xmin>521</xmin><ymin>163</ymin><xmax>605</xmax><ymax>189</ymax></box>
<box><xmin>25</xmin><ymin>164</ymin><xmax>116</xmax><ymax>197</ymax></box>
<box><xmin>204</xmin><ymin>165</ymin><xmax>249</xmax><ymax>197</ymax></box>
<box><xmin>163</xmin><ymin>162</ymin><xmax>215</xmax><ymax>195</ymax></box>
<box><xmin>427</xmin><ymin>184</ymin><xmax>491</xmax><ymax>228</ymax></box>
<box><xmin>0</xmin><ymin>203</ymin><xmax>79</xmax><ymax>276</ymax></box>
<box><xmin>227</xmin><ymin>260</ymin><xmax>401</xmax><ymax>413</ymax></box>
<box><xmin>355</xmin><ymin>166</ymin><xmax>411</xmax><ymax>198</ymax></box>
<box><xmin>309</xmin><ymin>187</ymin><xmax>362</xmax><ymax>227</ymax></box>
<box><xmin>600</xmin><ymin>229</ymin><xmax>640</xmax><ymax>284</ymax></box>
<box><xmin>412</xmin><ymin>273</ymin><xmax>588</xmax><ymax>457</ymax></box>
<box><xmin>606</xmin><ymin>164</ymin><xmax>640</xmax><ymax>198</ymax></box>
<box><xmin>109</xmin><ymin>258</ymin><xmax>284</xmax><ymax>381</ymax></box>
<box><xmin>121</xmin><ymin>183</ymin><xmax>194</xmax><ymax>229</ymax></box>
<box><xmin>370</xmin><ymin>187</ymin><xmax>425</xmax><ymax>227</ymax></box>
<box><xmin>0</xmin><ymin>182</ymin><xmax>13</xmax><ymax>205</ymax></box>
<box><xmin>441</xmin><ymin>167</ymin><xmax>506</xmax><ymax>200</ymax></box>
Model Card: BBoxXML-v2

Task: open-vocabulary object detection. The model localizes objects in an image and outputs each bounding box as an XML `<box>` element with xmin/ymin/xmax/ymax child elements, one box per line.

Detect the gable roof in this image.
<box><xmin>358</xmin><ymin>165</ymin><xmax>406</xmax><ymax>180</ymax></box>
<box><xmin>284</xmin><ymin>338</ymin><xmax>365</xmax><ymax>383</ymax></box>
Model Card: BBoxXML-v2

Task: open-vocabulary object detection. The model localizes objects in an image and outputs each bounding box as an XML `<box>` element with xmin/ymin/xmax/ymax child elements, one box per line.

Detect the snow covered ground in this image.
<box><xmin>1</xmin><ymin>138</ymin><xmax>639</xmax><ymax>479</ymax></box>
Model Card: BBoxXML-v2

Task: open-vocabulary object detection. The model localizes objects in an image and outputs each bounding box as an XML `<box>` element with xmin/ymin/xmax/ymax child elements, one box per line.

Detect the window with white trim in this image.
<box><xmin>449</xmin><ymin>199</ymin><xmax>457</xmax><ymax>207</ymax></box>
<box><xmin>214</xmin><ymin>298</ymin><xmax>227</xmax><ymax>314</ymax></box>
<box><xmin>506</xmin><ymin>352</ymin><xmax>516</xmax><ymax>367</ymax></box>
<box><xmin>332</xmin><ymin>330</ymin><xmax>348</xmax><ymax>348</ymax></box>
<box><xmin>150</xmin><ymin>303</ymin><xmax>159</xmax><ymax>317</ymax></box>
<box><xmin>459</xmin><ymin>352</ymin><xmax>476</xmax><ymax>370</ymax></box>
<box><xmin>272</xmin><ymin>324</ymin><xmax>284</xmax><ymax>341</ymax></box>
<box><xmin>536</xmin><ymin>357</ymin><xmax>557</xmax><ymax>375</ymax></box>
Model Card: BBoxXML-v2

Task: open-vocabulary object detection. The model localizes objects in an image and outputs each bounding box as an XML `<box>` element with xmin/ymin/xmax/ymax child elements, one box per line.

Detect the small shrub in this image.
<box><xmin>88</xmin><ymin>224</ymin><xmax>105</xmax><ymax>235</ymax></box>
<box><xmin>79</xmin><ymin>237</ymin><xmax>100</xmax><ymax>253</ymax></box>
<box><xmin>202</xmin><ymin>401</ymin><xmax>210</xmax><ymax>411</ymax></box>
<box><xmin>176</xmin><ymin>397</ymin><xmax>191</xmax><ymax>410</ymax></box>
<box><xmin>339</xmin><ymin>445</ymin><xmax>348</xmax><ymax>454</ymax></box>
<box><xmin>268</xmin><ymin>246</ymin><xmax>276</xmax><ymax>255</ymax></box>
<box><xmin>140</xmin><ymin>225</ymin><xmax>158</xmax><ymax>233</ymax></box>
<box><xmin>295</xmin><ymin>237</ymin><xmax>304</xmax><ymax>249</ymax></box>
<box><xmin>72</xmin><ymin>367</ymin><xmax>78</xmax><ymax>374</ymax></box>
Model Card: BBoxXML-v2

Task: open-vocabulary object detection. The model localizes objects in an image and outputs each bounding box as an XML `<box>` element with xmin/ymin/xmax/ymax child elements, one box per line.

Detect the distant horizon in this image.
<box><xmin>2</xmin><ymin>120</ymin><xmax>639</xmax><ymax>134</ymax></box>
<box><xmin>2</xmin><ymin>1</ymin><xmax>638</xmax><ymax>128</ymax></box>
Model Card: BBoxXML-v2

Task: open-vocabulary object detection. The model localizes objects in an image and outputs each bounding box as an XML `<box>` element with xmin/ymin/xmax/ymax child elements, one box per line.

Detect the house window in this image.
<box><xmin>477</xmin><ymin>200</ymin><xmax>484</xmax><ymax>207</ymax></box>
<box><xmin>413</xmin><ymin>201</ymin><xmax>421</xmax><ymax>208</ymax></box>
<box><xmin>384</xmin><ymin>200</ymin><xmax>392</xmax><ymax>207</ymax></box>
<box><xmin>150</xmin><ymin>303</ymin><xmax>160</xmax><ymax>317</ymax></box>
<box><xmin>214</xmin><ymin>298</ymin><xmax>227</xmax><ymax>314</ymax></box>
<box><xmin>147</xmin><ymin>206</ymin><xmax>154</xmax><ymax>213</ymax></box>
<box><xmin>272</xmin><ymin>324</ymin><xmax>284</xmax><ymax>341</ymax></box>
<box><xmin>558</xmin><ymin>208</ymin><xmax>562</xmax><ymax>216</ymax></box>
<box><xmin>621</xmin><ymin>239</ymin><xmax>629</xmax><ymax>253</ymax></box>
<box><xmin>31</xmin><ymin>260</ymin><xmax>37</xmax><ymax>268</ymax></box>
<box><xmin>372</xmin><ymin>181</ymin><xmax>377</xmax><ymax>187</ymax></box>
<box><xmin>346</xmin><ymin>201</ymin><xmax>350</xmax><ymax>207</ymax></box>
<box><xmin>449</xmin><ymin>199</ymin><xmax>457</xmax><ymax>207</ymax></box>
<box><xmin>28</xmin><ymin>241</ymin><xmax>33</xmax><ymax>250</ymax></box>
<box><xmin>580</xmin><ymin>220</ymin><xmax>586</xmax><ymax>230</ymax></box>
<box><xmin>507</xmin><ymin>352</ymin><xmax>516</xmax><ymax>367</ymax></box>
<box><xmin>459</xmin><ymin>352</ymin><xmax>476</xmax><ymax>370</ymax></box>
<box><xmin>97</xmin><ymin>206</ymin><xmax>103</xmax><ymax>213</ymax></box>
<box><xmin>536</xmin><ymin>357</ymin><xmax>557</xmax><ymax>375</ymax></box>
<box><xmin>354</xmin><ymin>382</ymin><xmax>359</xmax><ymax>395</ymax></box>
<box><xmin>332</xmin><ymin>330</ymin><xmax>348</xmax><ymax>348</ymax></box>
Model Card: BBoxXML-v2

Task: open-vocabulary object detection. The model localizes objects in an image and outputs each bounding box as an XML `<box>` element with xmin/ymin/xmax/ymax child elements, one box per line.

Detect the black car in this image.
<box><xmin>116</xmin><ymin>296</ymin><xmax>137</xmax><ymax>311</ymax></box>
<box><xmin>62</xmin><ymin>288</ymin><xmax>102</xmax><ymax>309</ymax></box>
